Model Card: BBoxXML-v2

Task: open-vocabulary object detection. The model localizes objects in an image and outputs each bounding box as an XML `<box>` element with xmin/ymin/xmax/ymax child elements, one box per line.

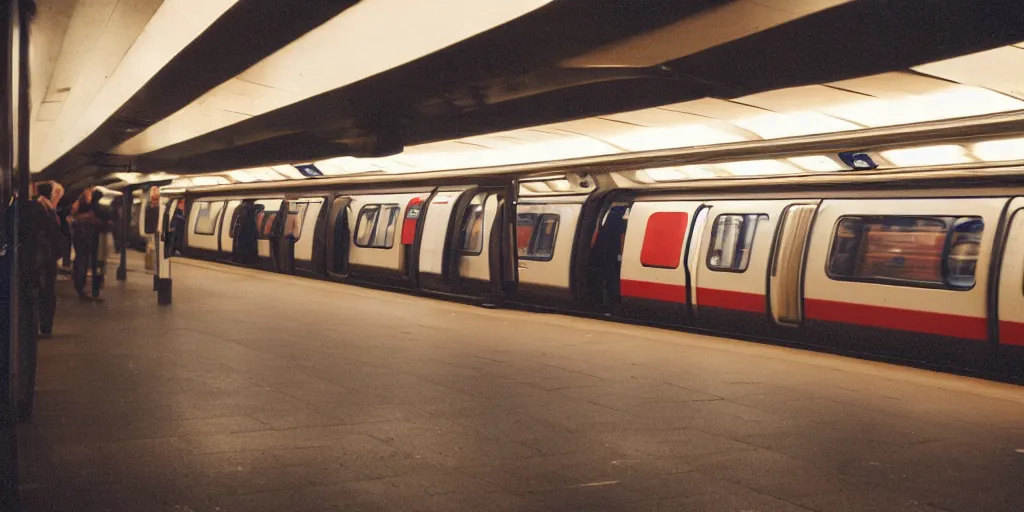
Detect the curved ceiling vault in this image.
<box><xmin>28</xmin><ymin>0</ymin><xmax>1024</xmax><ymax>187</ymax></box>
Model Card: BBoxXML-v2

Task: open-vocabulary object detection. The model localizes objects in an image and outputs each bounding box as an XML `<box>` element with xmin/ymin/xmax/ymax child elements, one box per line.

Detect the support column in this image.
<box><xmin>14</xmin><ymin>0</ymin><xmax>35</xmax><ymax>425</ymax></box>
<box><xmin>1</xmin><ymin>0</ymin><xmax>25</xmax><ymax>507</ymax></box>
<box><xmin>156</xmin><ymin>198</ymin><xmax>171</xmax><ymax>305</ymax></box>
<box><xmin>116</xmin><ymin>184</ymin><xmax>131</xmax><ymax>281</ymax></box>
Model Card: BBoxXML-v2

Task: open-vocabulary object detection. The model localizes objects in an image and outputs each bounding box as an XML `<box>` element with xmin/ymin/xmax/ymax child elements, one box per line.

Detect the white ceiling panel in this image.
<box><xmin>113</xmin><ymin>0</ymin><xmax>556</xmax><ymax>156</ymax></box>
<box><xmin>33</xmin><ymin>0</ymin><xmax>240</xmax><ymax>171</ymax></box>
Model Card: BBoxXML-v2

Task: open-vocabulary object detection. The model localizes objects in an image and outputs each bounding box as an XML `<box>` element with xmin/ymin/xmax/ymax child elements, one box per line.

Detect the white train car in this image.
<box><xmin>165</xmin><ymin>166</ymin><xmax>1024</xmax><ymax>379</ymax></box>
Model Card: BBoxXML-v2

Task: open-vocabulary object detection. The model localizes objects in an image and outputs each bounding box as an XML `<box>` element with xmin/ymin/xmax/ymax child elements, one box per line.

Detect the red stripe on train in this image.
<box><xmin>999</xmin><ymin>320</ymin><xmax>1024</xmax><ymax>346</ymax></box>
<box><xmin>805</xmin><ymin>298</ymin><xmax>987</xmax><ymax>341</ymax></box>
<box><xmin>696</xmin><ymin>288</ymin><xmax>765</xmax><ymax>314</ymax></box>
<box><xmin>620</xmin><ymin>280</ymin><xmax>687</xmax><ymax>304</ymax></box>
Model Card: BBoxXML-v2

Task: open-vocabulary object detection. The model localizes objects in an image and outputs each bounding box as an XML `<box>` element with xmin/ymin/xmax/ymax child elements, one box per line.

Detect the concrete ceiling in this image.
<box><xmin>27</xmin><ymin>0</ymin><xmax>1024</xmax><ymax>187</ymax></box>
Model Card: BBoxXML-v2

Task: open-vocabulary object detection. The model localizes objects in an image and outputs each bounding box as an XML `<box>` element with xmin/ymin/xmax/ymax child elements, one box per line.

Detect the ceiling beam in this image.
<box><xmin>39</xmin><ymin>0</ymin><xmax>359</xmax><ymax>182</ymax></box>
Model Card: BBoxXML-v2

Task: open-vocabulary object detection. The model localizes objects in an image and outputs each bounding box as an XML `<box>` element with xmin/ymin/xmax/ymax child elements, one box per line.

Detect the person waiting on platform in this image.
<box><xmin>70</xmin><ymin>187</ymin><xmax>104</xmax><ymax>301</ymax></box>
<box><xmin>32</xmin><ymin>182</ymin><xmax>64</xmax><ymax>337</ymax></box>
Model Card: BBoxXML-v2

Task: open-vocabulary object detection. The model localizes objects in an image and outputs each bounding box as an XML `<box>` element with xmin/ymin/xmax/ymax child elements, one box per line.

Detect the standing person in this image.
<box><xmin>32</xmin><ymin>182</ymin><xmax>63</xmax><ymax>337</ymax></box>
<box><xmin>170</xmin><ymin>200</ymin><xmax>186</xmax><ymax>256</ymax></box>
<box><xmin>58</xmin><ymin>196</ymin><xmax>72</xmax><ymax>271</ymax></box>
<box><xmin>90</xmin><ymin>189</ymin><xmax>113</xmax><ymax>300</ymax></box>
<box><xmin>71</xmin><ymin>187</ymin><xmax>102</xmax><ymax>301</ymax></box>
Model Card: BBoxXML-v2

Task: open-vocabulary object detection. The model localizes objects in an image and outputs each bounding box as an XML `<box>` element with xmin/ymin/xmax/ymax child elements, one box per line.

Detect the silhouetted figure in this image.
<box><xmin>590</xmin><ymin>206</ymin><xmax>628</xmax><ymax>306</ymax></box>
<box><xmin>232</xmin><ymin>200</ymin><xmax>260</xmax><ymax>265</ymax></box>
<box><xmin>71</xmin><ymin>188</ymin><xmax>103</xmax><ymax>301</ymax></box>
<box><xmin>32</xmin><ymin>182</ymin><xmax>63</xmax><ymax>337</ymax></box>
<box><xmin>169</xmin><ymin>200</ymin><xmax>186</xmax><ymax>257</ymax></box>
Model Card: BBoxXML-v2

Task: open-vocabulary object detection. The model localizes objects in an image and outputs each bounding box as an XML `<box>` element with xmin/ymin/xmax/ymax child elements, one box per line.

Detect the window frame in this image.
<box><xmin>256</xmin><ymin>208</ymin><xmax>279</xmax><ymax>240</ymax></box>
<box><xmin>193</xmin><ymin>201</ymin><xmax>223</xmax><ymax>236</ymax></box>
<box><xmin>518</xmin><ymin>212</ymin><xmax>560</xmax><ymax>262</ymax></box>
<box><xmin>824</xmin><ymin>214</ymin><xmax>983</xmax><ymax>291</ymax></box>
<box><xmin>705</xmin><ymin>213</ymin><xmax>768</xmax><ymax>273</ymax></box>
<box><xmin>459</xmin><ymin>197</ymin><xmax>487</xmax><ymax>256</ymax></box>
<box><xmin>282</xmin><ymin>200</ymin><xmax>313</xmax><ymax>241</ymax></box>
<box><xmin>353</xmin><ymin>203</ymin><xmax>401</xmax><ymax>249</ymax></box>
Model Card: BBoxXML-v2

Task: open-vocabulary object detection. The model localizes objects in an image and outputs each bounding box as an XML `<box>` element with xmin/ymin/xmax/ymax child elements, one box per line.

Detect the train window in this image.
<box><xmin>826</xmin><ymin>215</ymin><xmax>984</xmax><ymax>290</ymax></box>
<box><xmin>707</xmin><ymin>214</ymin><xmax>767</xmax><ymax>272</ymax></box>
<box><xmin>517</xmin><ymin>214</ymin><xmax>537</xmax><ymax>255</ymax></box>
<box><xmin>517</xmin><ymin>213</ymin><xmax>559</xmax><ymax>261</ymax></box>
<box><xmin>459</xmin><ymin>193</ymin><xmax>487</xmax><ymax>255</ymax></box>
<box><xmin>257</xmin><ymin>210</ymin><xmax>278</xmax><ymax>240</ymax></box>
<box><xmin>282</xmin><ymin>201</ymin><xmax>311</xmax><ymax>240</ymax></box>
<box><xmin>640</xmin><ymin>211</ymin><xmax>688</xmax><ymax>269</ymax></box>
<box><xmin>228</xmin><ymin>205</ymin><xmax>246</xmax><ymax>239</ymax></box>
<box><xmin>354</xmin><ymin>204</ymin><xmax>400</xmax><ymax>249</ymax></box>
<box><xmin>193</xmin><ymin>201</ymin><xmax>224</xmax><ymax>235</ymax></box>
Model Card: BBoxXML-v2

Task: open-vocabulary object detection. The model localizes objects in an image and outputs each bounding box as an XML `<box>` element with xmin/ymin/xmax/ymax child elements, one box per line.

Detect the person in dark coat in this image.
<box><xmin>169</xmin><ymin>200</ymin><xmax>186</xmax><ymax>256</ymax></box>
<box><xmin>57</xmin><ymin>198</ymin><xmax>72</xmax><ymax>270</ymax></box>
<box><xmin>71</xmin><ymin>187</ymin><xmax>103</xmax><ymax>301</ymax></box>
<box><xmin>32</xmin><ymin>182</ymin><xmax>64</xmax><ymax>337</ymax></box>
<box><xmin>593</xmin><ymin>207</ymin><xmax>628</xmax><ymax>303</ymax></box>
<box><xmin>232</xmin><ymin>200</ymin><xmax>260</xmax><ymax>264</ymax></box>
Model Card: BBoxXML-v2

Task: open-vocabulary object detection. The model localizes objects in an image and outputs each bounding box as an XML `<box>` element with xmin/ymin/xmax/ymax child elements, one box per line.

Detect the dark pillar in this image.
<box><xmin>117</xmin><ymin>184</ymin><xmax>131</xmax><ymax>281</ymax></box>
<box><xmin>14</xmin><ymin>0</ymin><xmax>35</xmax><ymax>425</ymax></box>
<box><xmin>156</xmin><ymin>200</ymin><xmax>171</xmax><ymax>305</ymax></box>
<box><xmin>0</xmin><ymin>0</ymin><xmax>24</xmax><ymax>507</ymax></box>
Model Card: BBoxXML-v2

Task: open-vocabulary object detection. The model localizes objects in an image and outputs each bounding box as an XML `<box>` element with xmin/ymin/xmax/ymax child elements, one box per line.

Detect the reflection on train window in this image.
<box><xmin>256</xmin><ymin>209</ymin><xmax>278</xmax><ymax>240</ymax></box>
<box><xmin>517</xmin><ymin>213</ymin><xmax>559</xmax><ymax>261</ymax></box>
<box><xmin>354</xmin><ymin>204</ymin><xmax>400</xmax><ymax>249</ymax></box>
<box><xmin>282</xmin><ymin>201</ymin><xmax>311</xmax><ymax>240</ymax></box>
<box><xmin>193</xmin><ymin>201</ymin><xmax>224</xmax><ymax>235</ymax></box>
<box><xmin>707</xmin><ymin>214</ymin><xmax>767</xmax><ymax>272</ymax></box>
<box><xmin>459</xmin><ymin>193</ymin><xmax>487</xmax><ymax>255</ymax></box>
<box><xmin>228</xmin><ymin>204</ymin><xmax>246</xmax><ymax>239</ymax></box>
<box><xmin>827</xmin><ymin>215</ymin><xmax>983</xmax><ymax>290</ymax></box>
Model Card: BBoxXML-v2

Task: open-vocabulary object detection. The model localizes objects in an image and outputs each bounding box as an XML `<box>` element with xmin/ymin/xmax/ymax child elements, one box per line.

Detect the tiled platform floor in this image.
<box><xmin>17</xmin><ymin>255</ymin><xmax>1024</xmax><ymax>511</ymax></box>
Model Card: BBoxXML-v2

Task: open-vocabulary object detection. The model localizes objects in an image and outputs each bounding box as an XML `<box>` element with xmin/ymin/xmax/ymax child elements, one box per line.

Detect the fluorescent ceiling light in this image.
<box><xmin>717</xmin><ymin>159</ymin><xmax>800</xmax><ymax>176</ymax></box>
<box><xmin>788</xmin><ymin>155</ymin><xmax>844</xmax><ymax>172</ymax></box>
<box><xmin>972</xmin><ymin>137</ymin><xmax>1024</xmax><ymax>162</ymax></box>
<box><xmin>880</xmin><ymin>145</ymin><xmax>973</xmax><ymax>167</ymax></box>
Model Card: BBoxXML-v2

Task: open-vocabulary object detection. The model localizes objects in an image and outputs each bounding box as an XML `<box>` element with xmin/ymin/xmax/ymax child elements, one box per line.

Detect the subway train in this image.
<box><xmin>156</xmin><ymin>163</ymin><xmax>1024</xmax><ymax>379</ymax></box>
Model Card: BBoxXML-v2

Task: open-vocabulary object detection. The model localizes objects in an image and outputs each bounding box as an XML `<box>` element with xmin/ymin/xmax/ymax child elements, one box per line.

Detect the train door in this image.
<box><xmin>585</xmin><ymin>200</ymin><xmax>631</xmax><ymax>310</ymax></box>
<box><xmin>997</xmin><ymin>198</ymin><xmax>1024</xmax><ymax>347</ymax></box>
<box><xmin>617</xmin><ymin>200</ymin><xmax>701</xmax><ymax>322</ymax></box>
<box><xmin>218</xmin><ymin>200</ymin><xmax>241</xmax><ymax>260</ymax></box>
<box><xmin>515</xmin><ymin>197</ymin><xmax>586</xmax><ymax>306</ymax></box>
<box><xmin>255</xmin><ymin>199</ymin><xmax>283</xmax><ymax>270</ymax></box>
<box><xmin>277</xmin><ymin>197</ymin><xmax>324</xmax><ymax>275</ymax></box>
<box><xmin>693</xmin><ymin>200</ymin><xmax>792</xmax><ymax>333</ymax></box>
<box><xmin>417</xmin><ymin>187</ymin><xmax>476</xmax><ymax>291</ymax></box>
<box><xmin>325</xmin><ymin>196</ymin><xmax>352</xmax><ymax>279</ymax></box>
<box><xmin>768</xmin><ymin>202</ymin><xmax>819</xmax><ymax>326</ymax></box>
<box><xmin>230</xmin><ymin>199</ymin><xmax>259</xmax><ymax>265</ymax></box>
<box><xmin>162</xmin><ymin>198</ymin><xmax>184</xmax><ymax>257</ymax></box>
<box><xmin>401</xmin><ymin>195</ymin><xmax>428</xmax><ymax>282</ymax></box>
<box><xmin>453</xmin><ymin>189</ymin><xmax>508</xmax><ymax>300</ymax></box>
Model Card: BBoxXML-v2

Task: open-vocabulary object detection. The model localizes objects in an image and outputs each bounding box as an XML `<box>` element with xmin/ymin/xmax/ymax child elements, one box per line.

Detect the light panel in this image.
<box><xmin>972</xmin><ymin>137</ymin><xmax>1024</xmax><ymax>161</ymax></box>
<box><xmin>880</xmin><ymin>145</ymin><xmax>973</xmax><ymax>167</ymax></box>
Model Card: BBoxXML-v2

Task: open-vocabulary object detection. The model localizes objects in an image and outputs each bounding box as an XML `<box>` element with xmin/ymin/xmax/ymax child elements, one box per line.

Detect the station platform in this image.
<box><xmin>16</xmin><ymin>255</ymin><xmax>1024</xmax><ymax>512</ymax></box>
